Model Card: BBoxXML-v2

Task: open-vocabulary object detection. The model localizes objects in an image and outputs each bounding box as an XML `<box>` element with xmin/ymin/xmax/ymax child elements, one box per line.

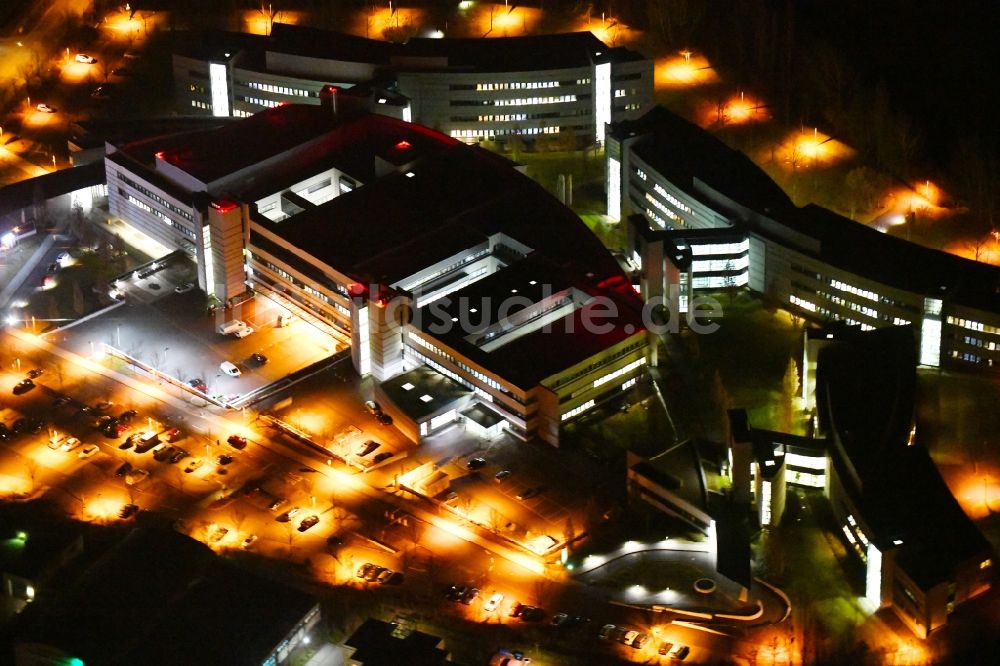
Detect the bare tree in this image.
<box><xmin>24</xmin><ymin>458</ymin><xmax>40</xmax><ymax>494</ymax></box>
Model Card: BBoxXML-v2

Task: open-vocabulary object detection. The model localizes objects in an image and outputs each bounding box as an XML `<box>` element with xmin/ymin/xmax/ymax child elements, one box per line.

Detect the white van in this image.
<box><xmin>218</xmin><ymin>320</ymin><xmax>246</xmax><ymax>335</ymax></box>
<box><xmin>220</xmin><ymin>361</ymin><xmax>241</xmax><ymax>377</ymax></box>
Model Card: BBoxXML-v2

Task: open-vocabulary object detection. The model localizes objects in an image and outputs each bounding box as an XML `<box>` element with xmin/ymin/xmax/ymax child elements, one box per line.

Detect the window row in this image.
<box><xmin>116</xmin><ymin>172</ymin><xmax>194</xmax><ymax>221</ymax></box>
<box><xmin>246</xmin><ymin>81</ymin><xmax>311</xmax><ymax>97</ymax></box>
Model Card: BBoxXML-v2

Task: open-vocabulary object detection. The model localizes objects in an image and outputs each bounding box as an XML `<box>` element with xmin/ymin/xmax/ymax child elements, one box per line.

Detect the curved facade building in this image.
<box><xmin>173</xmin><ymin>24</ymin><xmax>653</xmax><ymax>148</ymax></box>
<box><xmin>608</xmin><ymin>106</ymin><xmax>1000</xmax><ymax>373</ymax></box>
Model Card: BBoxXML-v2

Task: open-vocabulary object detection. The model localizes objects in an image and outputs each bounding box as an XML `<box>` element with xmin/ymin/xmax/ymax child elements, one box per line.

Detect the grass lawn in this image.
<box><xmin>662</xmin><ymin>293</ymin><xmax>805</xmax><ymax>440</ymax></box>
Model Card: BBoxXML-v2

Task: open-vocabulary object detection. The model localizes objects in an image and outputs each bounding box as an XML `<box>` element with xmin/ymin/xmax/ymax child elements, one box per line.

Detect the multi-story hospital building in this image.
<box><xmin>172</xmin><ymin>23</ymin><xmax>653</xmax><ymax>147</ymax></box>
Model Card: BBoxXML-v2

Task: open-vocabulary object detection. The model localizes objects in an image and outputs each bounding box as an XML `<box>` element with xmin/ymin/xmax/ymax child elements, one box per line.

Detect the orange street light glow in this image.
<box><xmin>949</xmin><ymin>468</ymin><xmax>1000</xmax><ymax>520</ymax></box>
<box><xmin>770</xmin><ymin>128</ymin><xmax>854</xmax><ymax>169</ymax></box>
<box><xmin>695</xmin><ymin>91</ymin><xmax>771</xmax><ymax>128</ymax></box>
<box><xmin>83</xmin><ymin>497</ymin><xmax>125</xmax><ymax>522</ymax></box>
<box><xmin>0</xmin><ymin>475</ymin><xmax>31</xmax><ymax>497</ymax></box>
<box><xmin>241</xmin><ymin>10</ymin><xmax>303</xmax><ymax>35</ymax></box>
<box><xmin>360</xmin><ymin>7</ymin><xmax>426</xmax><ymax>40</ymax></box>
<box><xmin>475</xmin><ymin>5</ymin><xmax>541</xmax><ymax>37</ymax></box>
<box><xmin>656</xmin><ymin>51</ymin><xmax>720</xmax><ymax>89</ymax></box>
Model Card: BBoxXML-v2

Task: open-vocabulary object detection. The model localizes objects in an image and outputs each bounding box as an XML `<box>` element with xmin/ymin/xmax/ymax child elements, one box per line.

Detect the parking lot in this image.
<box><xmin>57</xmin><ymin>261</ymin><xmax>339</xmax><ymax>403</ymax></box>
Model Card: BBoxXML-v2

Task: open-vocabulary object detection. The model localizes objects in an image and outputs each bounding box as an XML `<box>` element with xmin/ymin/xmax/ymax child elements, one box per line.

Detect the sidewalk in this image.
<box><xmin>0</xmin><ymin>234</ymin><xmax>55</xmax><ymax>309</ymax></box>
<box><xmin>302</xmin><ymin>643</ymin><xmax>346</xmax><ymax>666</ymax></box>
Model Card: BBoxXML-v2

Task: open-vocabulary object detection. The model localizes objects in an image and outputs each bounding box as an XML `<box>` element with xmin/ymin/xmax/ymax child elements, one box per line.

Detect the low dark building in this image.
<box><xmin>8</xmin><ymin>527</ymin><xmax>320</xmax><ymax>665</ymax></box>
<box><xmin>344</xmin><ymin>618</ymin><xmax>451</xmax><ymax>666</ymax></box>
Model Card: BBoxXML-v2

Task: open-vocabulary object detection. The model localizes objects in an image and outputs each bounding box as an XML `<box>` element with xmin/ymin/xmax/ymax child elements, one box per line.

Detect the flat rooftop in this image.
<box><xmin>416</xmin><ymin>255</ymin><xmax>646</xmax><ymax>390</ymax></box>
<box><xmin>117</xmin><ymin>104</ymin><xmax>457</xmax><ymax>194</ymax></box>
<box><xmin>10</xmin><ymin>527</ymin><xmax>317</xmax><ymax>664</ymax></box>
<box><xmin>345</xmin><ymin>618</ymin><xmax>450</xmax><ymax>666</ymax></box>
<box><xmin>255</xmin><ymin>139</ymin><xmax>624</xmax><ymax>289</ymax></box>
<box><xmin>380</xmin><ymin>365</ymin><xmax>471</xmax><ymax>422</ymax></box>
<box><xmin>266</xmin><ymin>24</ymin><xmax>643</xmax><ymax>73</ymax></box>
<box><xmin>817</xmin><ymin>327</ymin><xmax>992</xmax><ymax>588</ymax></box>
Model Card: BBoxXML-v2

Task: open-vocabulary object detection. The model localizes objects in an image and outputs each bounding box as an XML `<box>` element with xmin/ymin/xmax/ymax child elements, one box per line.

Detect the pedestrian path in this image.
<box><xmin>0</xmin><ymin>234</ymin><xmax>55</xmax><ymax>309</ymax></box>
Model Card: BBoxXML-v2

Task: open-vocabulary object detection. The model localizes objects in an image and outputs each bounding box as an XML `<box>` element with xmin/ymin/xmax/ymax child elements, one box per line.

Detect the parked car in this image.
<box><xmin>216</xmin><ymin>454</ymin><xmax>234</xmax><ymax>466</ymax></box>
<box><xmin>163</xmin><ymin>427</ymin><xmax>181</xmax><ymax>442</ymax></box>
<box><xmin>250</xmin><ymin>352</ymin><xmax>267</xmax><ymax>365</ymax></box>
<box><xmin>466</xmin><ymin>457</ymin><xmax>487</xmax><ymax>470</ymax></box>
<box><xmin>669</xmin><ymin>645</ymin><xmax>690</xmax><ymax>660</ymax></box>
<box><xmin>372</xmin><ymin>451</ymin><xmax>395</xmax><ymax>464</ymax></box>
<box><xmin>364</xmin><ymin>566</ymin><xmax>387</xmax><ymax>582</ymax></box>
<box><xmin>168</xmin><ymin>448</ymin><xmax>187</xmax><ymax>464</ymax></box>
<box><xmin>220</xmin><ymin>361</ymin><xmax>241</xmax><ymax>377</ymax></box>
<box><xmin>520</xmin><ymin>606</ymin><xmax>545</xmax><ymax>622</ymax></box>
<box><xmin>104</xmin><ymin>422</ymin><xmax>130</xmax><ymax>438</ymax></box>
<box><xmin>275</xmin><ymin>507</ymin><xmax>301</xmax><ymax>522</ymax></box>
<box><xmin>356</xmin><ymin>563</ymin><xmax>378</xmax><ymax>579</ymax></box>
<box><xmin>376</xmin><ymin>568</ymin><xmax>400</xmax><ymax>584</ymax></box>
<box><xmin>174</xmin><ymin>282</ymin><xmax>194</xmax><ymax>293</ymax></box>
<box><xmin>297</xmin><ymin>515</ymin><xmax>320</xmax><ymax>532</ymax></box>
<box><xmin>484</xmin><ymin>592</ymin><xmax>504</xmax><ymax>612</ymax></box>
<box><xmin>12</xmin><ymin>379</ymin><xmax>35</xmax><ymax>394</ymax></box>
<box><xmin>460</xmin><ymin>587</ymin><xmax>480</xmax><ymax>605</ymax></box>
<box><xmin>226</xmin><ymin>434</ymin><xmax>248</xmax><ymax>449</ymax></box>
<box><xmin>74</xmin><ymin>53</ymin><xmax>96</xmax><ymax>63</ymax></box>
<box><xmin>118</xmin><ymin>409</ymin><xmax>138</xmax><ymax>423</ymax></box>
<box><xmin>509</xmin><ymin>602</ymin><xmax>525</xmax><ymax>618</ymax></box>
<box><xmin>494</xmin><ymin>469</ymin><xmax>512</xmax><ymax>481</ymax></box>
<box><xmin>133</xmin><ymin>434</ymin><xmax>160</xmax><ymax>453</ymax></box>
<box><xmin>205</xmin><ymin>524</ymin><xmax>229</xmax><ymax>544</ymax></box>
<box><xmin>380</xmin><ymin>571</ymin><xmax>404</xmax><ymax>585</ymax></box>
<box><xmin>241</xmin><ymin>534</ymin><xmax>258</xmax><ymax>549</ymax></box>
<box><xmin>364</xmin><ymin>400</ymin><xmax>380</xmax><ymax>415</ymax></box>
<box><xmin>356</xmin><ymin>440</ymin><xmax>380</xmax><ymax>457</ymax></box>
<box><xmin>375</xmin><ymin>411</ymin><xmax>392</xmax><ymax>426</ymax></box>
<box><xmin>115</xmin><ymin>461</ymin><xmax>133</xmax><ymax>477</ymax></box>
<box><xmin>53</xmin><ymin>395</ymin><xmax>72</xmax><ymax>407</ymax></box>
<box><xmin>27</xmin><ymin>368</ymin><xmax>44</xmax><ymax>378</ymax></box>
<box><xmin>445</xmin><ymin>584</ymin><xmax>468</xmax><ymax>602</ymax></box>
<box><xmin>125</xmin><ymin>468</ymin><xmax>149</xmax><ymax>486</ymax></box>
<box><xmin>77</xmin><ymin>444</ymin><xmax>100</xmax><ymax>459</ymax></box>
<box><xmin>233</xmin><ymin>326</ymin><xmax>254</xmax><ymax>339</ymax></box>
<box><xmin>59</xmin><ymin>437</ymin><xmax>82</xmax><ymax>452</ymax></box>
<box><xmin>658</xmin><ymin>642</ymin><xmax>674</xmax><ymax>656</ymax></box>
<box><xmin>188</xmin><ymin>378</ymin><xmax>208</xmax><ymax>392</ymax></box>
<box><xmin>184</xmin><ymin>457</ymin><xmax>204</xmax><ymax>473</ymax></box>
<box><xmin>36</xmin><ymin>103</ymin><xmax>55</xmax><ymax>113</ymax></box>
